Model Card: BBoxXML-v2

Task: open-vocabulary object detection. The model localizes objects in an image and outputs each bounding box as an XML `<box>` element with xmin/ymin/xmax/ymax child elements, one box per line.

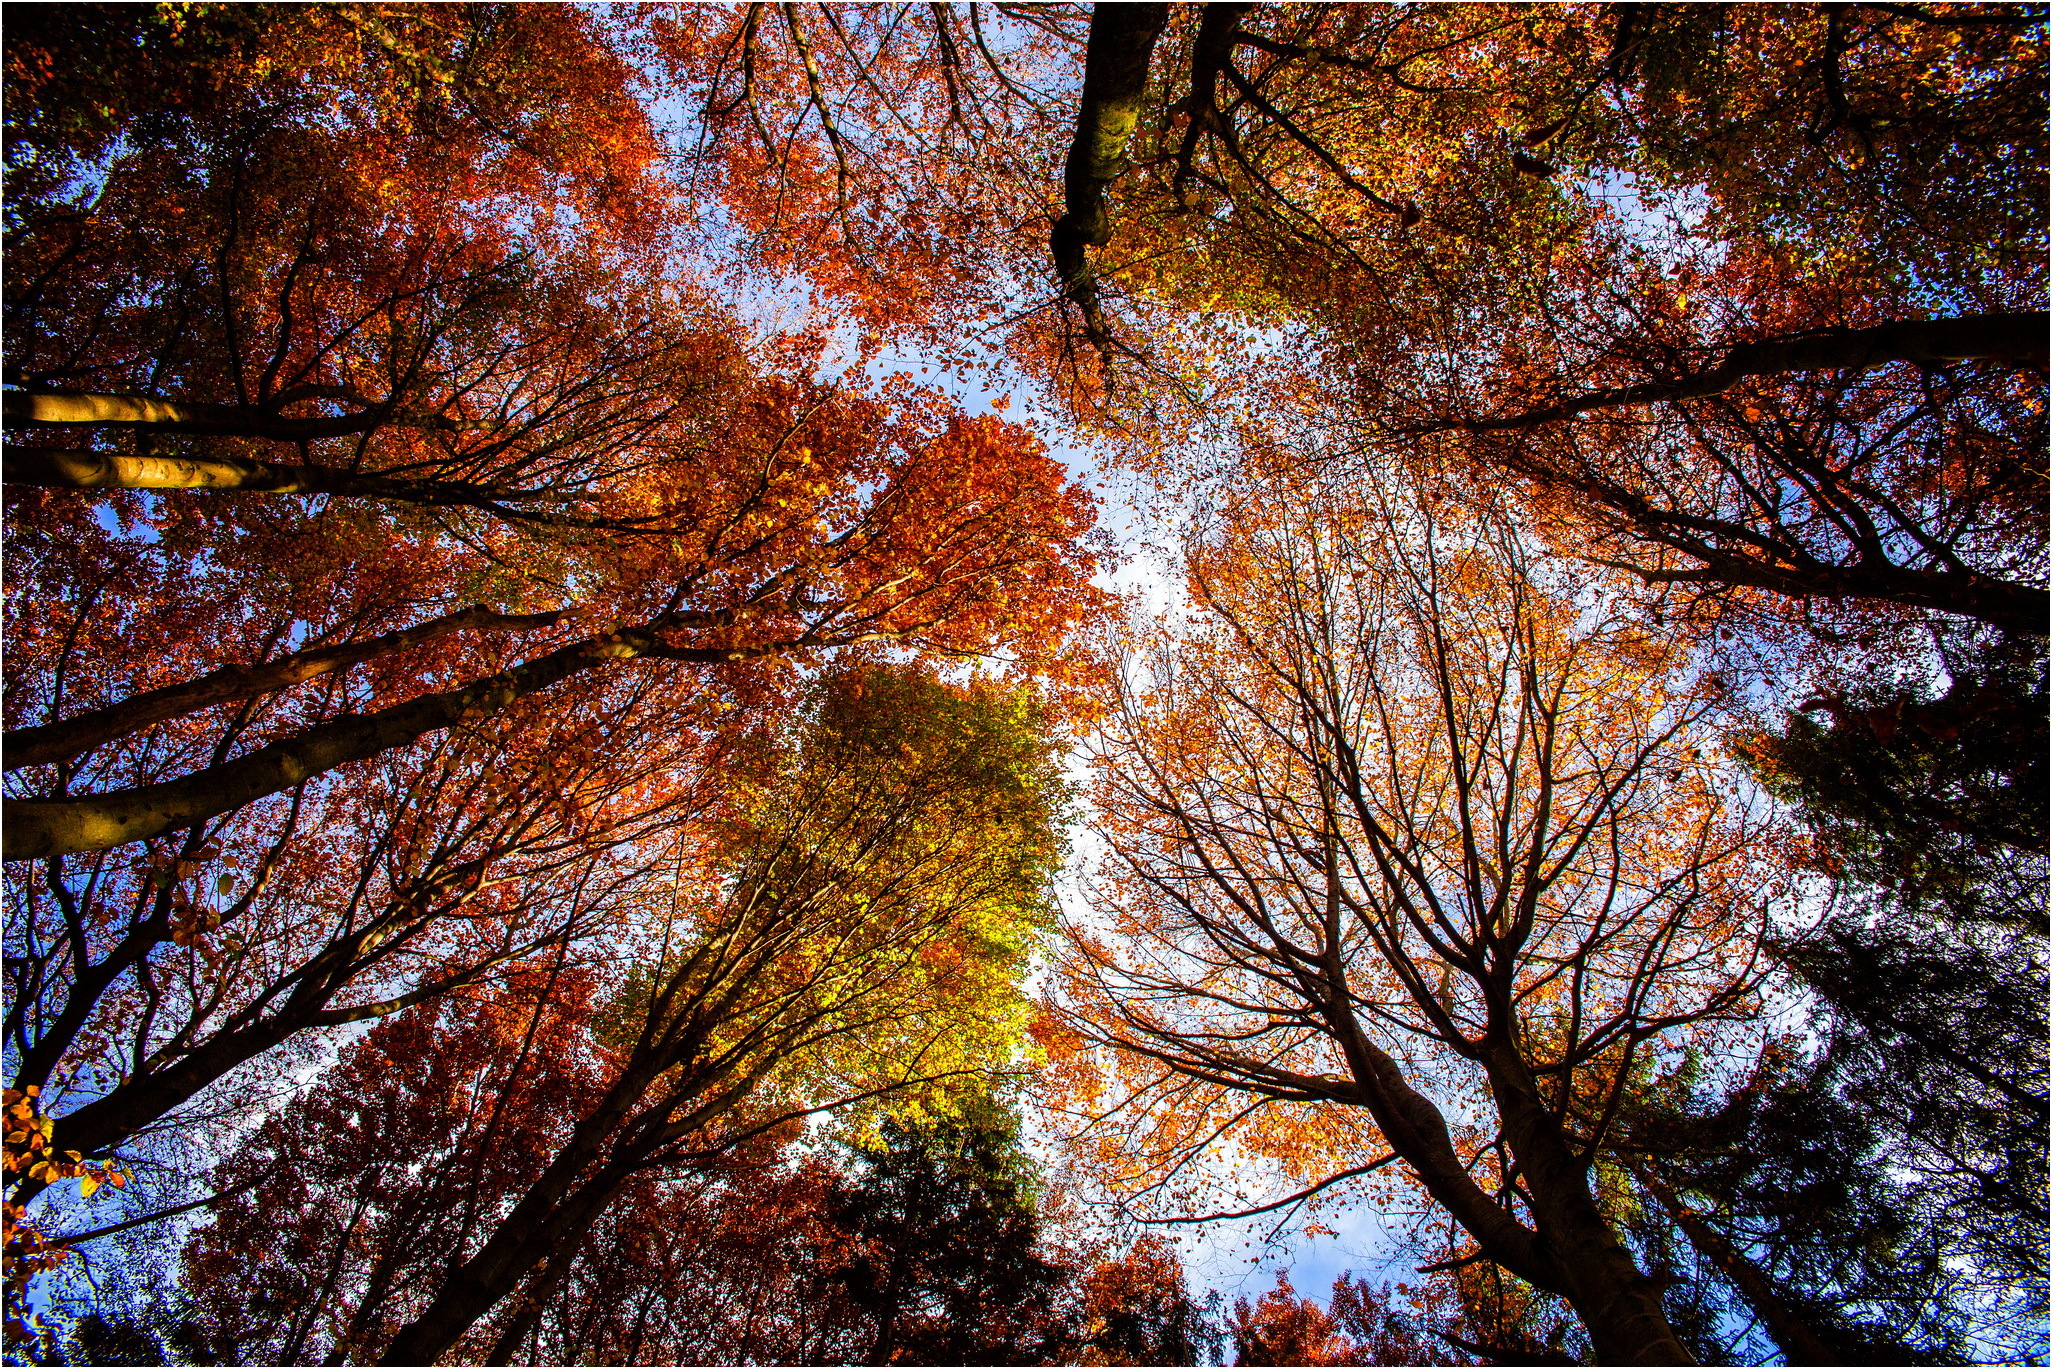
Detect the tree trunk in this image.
<box><xmin>7</xmin><ymin>945</ymin><xmax>498</xmax><ymax>1213</ymax></box>
<box><xmin>1575</xmin><ymin>495</ymin><xmax>2052</xmax><ymax>636</ymax></box>
<box><xmin>1627</xmin><ymin>1160</ymin><xmax>1844</xmax><ymax>1366</ymax></box>
<box><xmin>4</xmin><ymin>604</ymin><xmax>564</xmax><ymax>772</ymax></box>
<box><xmin>1486</xmin><ymin>1047</ymin><xmax>1697</xmax><ymax>1366</ymax></box>
<box><xmin>375</xmin><ymin>1061</ymin><xmax>696</xmax><ymax>1366</ymax></box>
<box><xmin>1429</xmin><ymin>311</ymin><xmax>2050</xmax><ymax>432</ymax></box>
<box><xmin>1306</xmin><ymin>1015</ymin><xmax>1694</xmax><ymax>1362</ymax></box>
<box><xmin>2</xmin><ymin>389</ymin><xmax>473</xmax><ymax>440</ymax></box>
<box><xmin>1050</xmin><ymin>2</ymin><xmax>1169</xmax><ymax>344</ymax></box>
<box><xmin>1</xmin><ymin>617</ymin><xmax>788</xmax><ymax>860</ymax></box>
<box><xmin>1514</xmin><ymin>453</ymin><xmax>2051</xmax><ymax>635</ymax></box>
<box><xmin>1324</xmin><ymin>1026</ymin><xmax>1563</xmax><ymax>1295</ymax></box>
<box><xmin>376</xmin><ymin>997</ymin><xmax>787</xmax><ymax>1364</ymax></box>
<box><xmin>481</xmin><ymin>1236</ymin><xmax>584</xmax><ymax>1365</ymax></box>
<box><xmin>3</xmin><ymin>445</ymin><xmax>539</xmax><ymax>508</ymax></box>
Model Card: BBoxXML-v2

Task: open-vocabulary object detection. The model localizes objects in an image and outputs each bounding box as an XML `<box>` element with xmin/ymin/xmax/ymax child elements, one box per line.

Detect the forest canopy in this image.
<box><xmin>3</xmin><ymin>4</ymin><xmax>2045</xmax><ymax>1366</ymax></box>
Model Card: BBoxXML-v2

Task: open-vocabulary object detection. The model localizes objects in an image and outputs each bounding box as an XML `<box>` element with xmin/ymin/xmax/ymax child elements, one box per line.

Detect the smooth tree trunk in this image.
<box><xmin>1318</xmin><ymin>1019</ymin><xmax>1697</xmax><ymax>1364</ymax></box>
<box><xmin>1485</xmin><ymin>1048</ymin><xmax>1697</xmax><ymax>1366</ymax></box>
<box><xmin>1253</xmin><ymin>987</ymin><xmax>1696</xmax><ymax>1363</ymax></box>
<box><xmin>2</xmin><ymin>388</ymin><xmax>474</xmax><ymax>440</ymax></box>
<box><xmin>1</xmin><ymin>615</ymin><xmax>807</xmax><ymax>860</ymax></box>
<box><xmin>4</xmin><ymin>604</ymin><xmax>564</xmax><ymax>771</ymax></box>
<box><xmin>3</xmin><ymin>445</ymin><xmax>545</xmax><ymax>508</ymax></box>
<box><xmin>1050</xmin><ymin>3</ymin><xmax>1169</xmax><ymax>342</ymax></box>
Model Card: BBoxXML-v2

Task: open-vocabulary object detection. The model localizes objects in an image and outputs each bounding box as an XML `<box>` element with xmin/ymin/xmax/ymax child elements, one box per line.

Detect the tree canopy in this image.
<box><xmin>5</xmin><ymin>5</ymin><xmax>2044</xmax><ymax>1366</ymax></box>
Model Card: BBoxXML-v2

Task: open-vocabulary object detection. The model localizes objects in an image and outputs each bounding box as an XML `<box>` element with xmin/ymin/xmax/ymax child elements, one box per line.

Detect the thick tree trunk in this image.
<box><xmin>1627</xmin><ymin>1160</ymin><xmax>1843</xmax><ymax>1366</ymax></box>
<box><xmin>3</xmin><ymin>445</ymin><xmax>538</xmax><ymax>508</ymax></box>
<box><xmin>1050</xmin><ymin>3</ymin><xmax>1169</xmax><ymax>341</ymax></box>
<box><xmin>1</xmin><ymin>617</ymin><xmax>789</xmax><ymax>860</ymax></box>
<box><xmin>1624</xmin><ymin>545</ymin><xmax>2049</xmax><ymax>637</ymax></box>
<box><xmin>2</xmin><ymin>388</ymin><xmax>473</xmax><ymax>440</ymax></box>
<box><xmin>1429</xmin><ymin>311</ymin><xmax>2050</xmax><ymax>432</ymax></box>
<box><xmin>1486</xmin><ymin>1048</ymin><xmax>1696</xmax><ymax>1366</ymax></box>
<box><xmin>4</xmin><ymin>604</ymin><xmax>564</xmax><ymax>771</ymax></box>
<box><xmin>1505</xmin><ymin>448</ymin><xmax>2051</xmax><ymax>635</ymax></box>
<box><xmin>481</xmin><ymin>1241</ymin><xmax>582</xmax><ymax>1367</ymax></box>
<box><xmin>1309</xmin><ymin>1016</ymin><xmax>1692</xmax><ymax>1361</ymax></box>
<box><xmin>1324</xmin><ymin>1027</ymin><xmax>1563</xmax><ymax>1294</ymax></box>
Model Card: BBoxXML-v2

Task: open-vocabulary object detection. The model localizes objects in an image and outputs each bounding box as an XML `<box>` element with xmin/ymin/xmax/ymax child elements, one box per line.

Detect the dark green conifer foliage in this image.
<box><xmin>1744</xmin><ymin>632</ymin><xmax>2045</xmax><ymax>930</ymax></box>
<box><xmin>1696</xmin><ymin>631</ymin><xmax>2052</xmax><ymax>1359</ymax></box>
<box><xmin>828</xmin><ymin>1104</ymin><xmax>1074</xmax><ymax>1366</ymax></box>
<box><xmin>1623</xmin><ymin>1047</ymin><xmax>1964</xmax><ymax>1365</ymax></box>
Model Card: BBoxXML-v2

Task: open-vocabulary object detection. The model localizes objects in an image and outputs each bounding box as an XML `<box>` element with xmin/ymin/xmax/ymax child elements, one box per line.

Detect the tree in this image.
<box><xmin>1741</xmin><ymin>629</ymin><xmax>2046</xmax><ymax>928</ymax></box>
<box><xmin>371</xmin><ymin>663</ymin><xmax>1073</xmax><ymax>1363</ymax></box>
<box><xmin>174</xmin><ymin>968</ymin><xmax>612</xmax><ymax>1365</ymax></box>
<box><xmin>1611</xmin><ymin>1044</ymin><xmax>1950</xmax><ymax>1367</ymax></box>
<box><xmin>1049</xmin><ymin>472</ymin><xmax>1777</xmax><ymax>1364</ymax></box>
<box><xmin>652</xmin><ymin>4</ymin><xmax>2046</xmax><ymax>634</ymax></box>
<box><xmin>3</xmin><ymin>661</ymin><xmax>726</xmax><ymax>1329</ymax></box>
<box><xmin>815</xmin><ymin>1104</ymin><xmax>1076</xmax><ymax>1366</ymax></box>
<box><xmin>1069</xmin><ymin>1235</ymin><xmax>1222</xmax><ymax>1368</ymax></box>
<box><xmin>1230</xmin><ymin>1273</ymin><xmax>1361</xmax><ymax>1367</ymax></box>
<box><xmin>1228</xmin><ymin>1272</ymin><xmax>1443</xmax><ymax>1367</ymax></box>
<box><xmin>6</xmin><ymin>7</ymin><xmax>2043</xmax><ymax>1362</ymax></box>
<box><xmin>1729</xmin><ymin>625</ymin><xmax>2048</xmax><ymax>1348</ymax></box>
<box><xmin>4</xmin><ymin>382</ymin><xmax>1106</xmax><ymax>860</ymax></box>
<box><xmin>6</xmin><ymin>5</ymin><xmax>701</xmax><ymax>523</ymax></box>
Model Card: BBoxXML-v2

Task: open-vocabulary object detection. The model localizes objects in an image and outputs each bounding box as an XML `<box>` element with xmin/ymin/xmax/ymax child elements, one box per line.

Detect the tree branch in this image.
<box><xmin>1415</xmin><ymin>311</ymin><xmax>2050</xmax><ymax>434</ymax></box>
<box><xmin>5</xmin><ymin>604</ymin><xmax>566</xmax><ymax>772</ymax></box>
<box><xmin>2</xmin><ymin>446</ymin><xmax>558</xmax><ymax>508</ymax></box>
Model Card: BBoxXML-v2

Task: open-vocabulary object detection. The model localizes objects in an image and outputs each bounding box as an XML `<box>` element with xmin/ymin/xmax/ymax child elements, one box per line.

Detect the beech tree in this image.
<box><xmin>5</xmin><ymin>5</ymin><xmax>702</xmax><ymax>521</ymax></box>
<box><xmin>5</xmin><ymin>662</ymin><xmax>728</xmax><ymax>1209</ymax></box>
<box><xmin>4</xmin><ymin>6</ymin><xmax>2043</xmax><ymax>1363</ymax></box>
<box><xmin>4</xmin><ymin>382</ymin><xmax>1105</xmax><ymax>860</ymax></box>
<box><xmin>1049</xmin><ymin>474</ymin><xmax>1775</xmax><ymax>1364</ymax></box>
<box><xmin>372</xmin><ymin>664</ymin><xmax>1072</xmax><ymax>1363</ymax></box>
<box><xmin>652</xmin><ymin>4</ymin><xmax>2046</xmax><ymax>631</ymax></box>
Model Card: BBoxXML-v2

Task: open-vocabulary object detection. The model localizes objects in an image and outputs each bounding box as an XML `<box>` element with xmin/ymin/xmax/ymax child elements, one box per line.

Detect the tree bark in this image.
<box><xmin>1</xmin><ymin>616</ymin><xmax>807</xmax><ymax>860</ymax></box>
<box><xmin>1322</xmin><ymin>1027</ymin><xmax>1564</xmax><ymax>1296</ymax></box>
<box><xmin>480</xmin><ymin>1240</ymin><xmax>582</xmax><ymax>1367</ymax></box>
<box><xmin>1425</xmin><ymin>311</ymin><xmax>2050</xmax><ymax>433</ymax></box>
<box><xmin>1626</xmin><ymin>1159</ymin><xmax>1843</xmax><ymax>1366</ymax></box>
<box><xmin>1485</xmin><ymin>1046</ymin><xmax>1696</xmax><ymax>1366</ymax></box>
<box><xmin>1050</xmin><ymin>3</ymin><xmax>1169</xmax><ymax>338</ymax></box>
<box><xmin>3</xmin><ymin>445</ymin><xmax>541</xmax><ymax>508</ymax></box>
<box><xmin>1618</xmin><ymin>544</ymin><xmax>2049</xmax><ymax>637</ymax></box>
<box><xmin>1282</xmin><ymin>1017</ymin><xmax>1695</xmax><ymax>1362</ymax></box>
<box><xmin>2</xmin><ymin>388</ymin><xmax>473</xmax><ymax>440</ymax></box>
<box><xmin>4</xmin><ymin>604</ymin><xmax>564</xmax><ymax>771</ymax></box>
